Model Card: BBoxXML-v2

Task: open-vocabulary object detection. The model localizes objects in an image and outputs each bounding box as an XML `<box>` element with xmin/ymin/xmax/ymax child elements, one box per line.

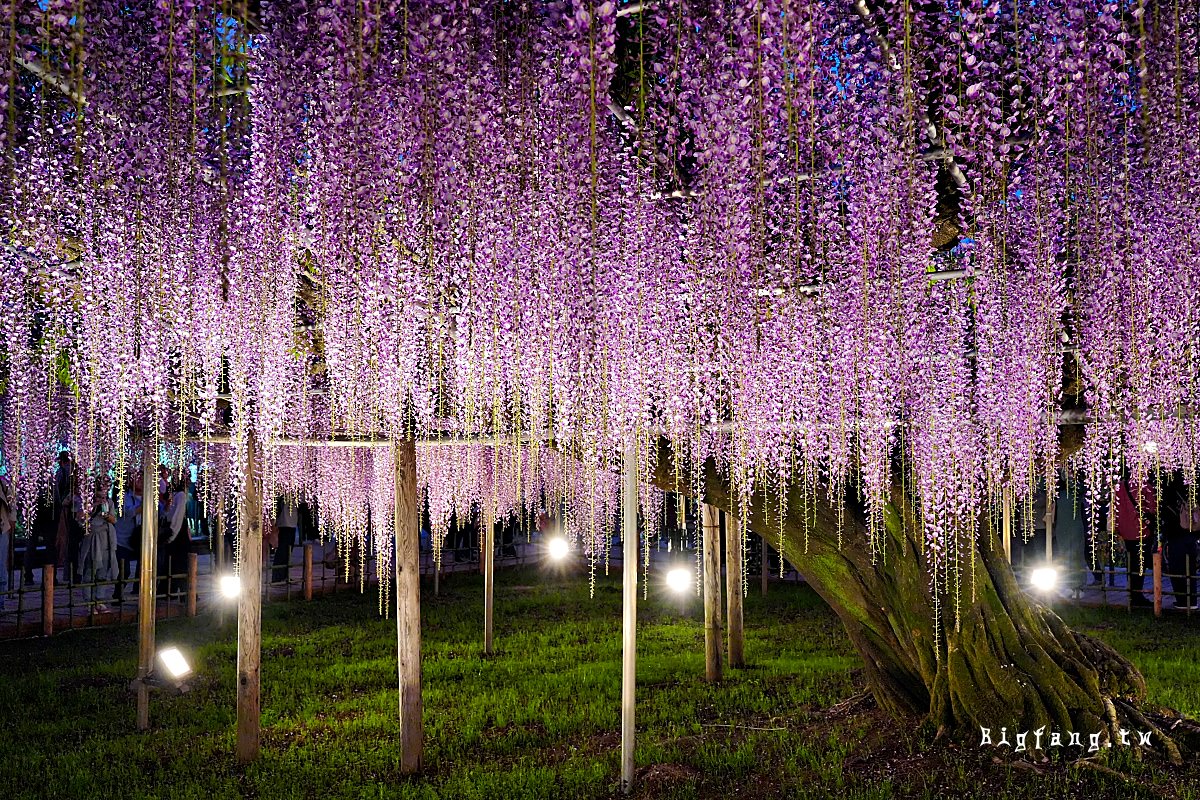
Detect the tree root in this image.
<box><xmin>1072</xmin><ymin>757</ymin><xmax>1134</xmax><ymax>782</ymax></box>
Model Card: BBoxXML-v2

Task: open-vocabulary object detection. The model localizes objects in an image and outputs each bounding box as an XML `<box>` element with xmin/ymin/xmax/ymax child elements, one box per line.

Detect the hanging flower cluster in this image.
<box><xmin>1</xmin><ymin>0</ymin><xmax>1198</xmax><ymax>603</ymax></box>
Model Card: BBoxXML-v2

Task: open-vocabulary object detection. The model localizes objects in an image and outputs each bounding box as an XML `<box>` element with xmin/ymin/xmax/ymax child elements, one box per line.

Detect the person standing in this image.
<box><xmin>271</xmin><ymin>497</ymin><xmax>299</xmax><ymax>584</ymax></box>
<box><xmin>1162</xmin><ymin>474</ymin><xmax>1200</xmax><ymax>610</ymax></box>
<box><xmin>51</xmin><ymin>451</ymin><xmax>78</xmax><ymax>583</ymax></box>
<box><xmin>0</xmin><ymin>475</ymin><xmax>15</xmax><ymax>612</ymax></box>
<box><xmin>1115</xmin><ymin>475</ymin><xmax>1157</xmax><ymax>607</ymax></box>
<box><xmin>79</xmin><ymin>476</ymin><xmax>117</xmax><ymax>613</ymax></box>
<box><xmin>163</xmin><ymin>476</ymin><xmax>191</xmax><ymax>598</ymax></box>
<box><xmin>112</xmin><ymin>475</ymin><xmax>143</xmax><ymax>604</ymax></box>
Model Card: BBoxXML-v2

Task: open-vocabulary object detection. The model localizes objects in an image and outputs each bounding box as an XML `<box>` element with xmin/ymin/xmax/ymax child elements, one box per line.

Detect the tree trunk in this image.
<box><xmin>650</xmin><ymin>441</ymin><xmax>1194</xmax><ymax>759</ymax></box>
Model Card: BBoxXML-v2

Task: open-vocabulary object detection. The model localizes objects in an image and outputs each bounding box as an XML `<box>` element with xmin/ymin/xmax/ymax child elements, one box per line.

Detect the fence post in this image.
<box><xmin>187</xmin><ymin>553</ymin><xmax>199</xmax><ymax>617</ymax></box>
<box><xmin>1152</xmin><ymin>550</ymin><xmax>1162</xmax><ymax>618</ymax></box>
<box><xmin>303</xmin><ymin>543</ymin><xmax>313</xmax><ymax>601</ymax></box>
<box><xmin>42</xmin><ymin>569</ymin><xmax>54</xmax><ymax>637</ymax></box>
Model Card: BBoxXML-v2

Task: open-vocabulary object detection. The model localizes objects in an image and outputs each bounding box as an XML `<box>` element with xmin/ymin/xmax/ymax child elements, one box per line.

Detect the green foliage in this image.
<box><xmin>0</xmin><ymin>572</ymin><xmax>1195</xmax><ymax>799</ymax></box>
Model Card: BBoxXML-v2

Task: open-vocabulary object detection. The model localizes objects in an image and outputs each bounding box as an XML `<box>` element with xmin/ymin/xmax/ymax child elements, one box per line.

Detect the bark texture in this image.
<box><xmin>651</xmin><ymin>440</ymin><xmax>1194</xmax><ymax>759</ymax></box>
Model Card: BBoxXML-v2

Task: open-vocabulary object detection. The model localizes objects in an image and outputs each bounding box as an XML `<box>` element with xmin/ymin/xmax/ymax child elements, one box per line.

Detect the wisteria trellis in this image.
<box><xmin>0</xmin><ymin>0</ymin><xmax>1198</xmax><ymax>602</ymax></box>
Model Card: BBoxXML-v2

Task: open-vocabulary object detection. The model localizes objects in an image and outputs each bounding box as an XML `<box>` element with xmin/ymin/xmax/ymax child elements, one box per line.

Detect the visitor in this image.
<box><xmin>271</xmin><ymin>497</ymin><xmax>299</xmax><ymax>583</ymax></box>
<box><xmin>79</xmin><ymin>476</ymin><xmax>117</xmax><ymax>612</ymax></box>
<box><xmin>51</xmin><ymin>451</ymin><xmax>79</xmax><ymax>583</ymax></box>
<box><xmin>157</xmin><ymin>463</ymin><xmax>171</xmax><ymax>532</ymax></box>
<box><xmin>0</xmin><ymin>474</ymin><xmax>14</xmax><ymax>611</ymax></box>
<box><xmin>112</xmin><ymin>475</ymin><xmax>143</xmax><ymax>604</ymax></box>
<box><xmin>1114</xmin><ymin>475</ymin><xmax>1156</xmax><ymax>607</ymax></box>
<box><xmin>162</xmin><ymin>476</ymin><xmax>191</xmax><ymax>598</ymax></box>
<box><xmin>1162</xmin><ymin>474</ymin><xmax>1199</xmax><ymax>610</ymax></box>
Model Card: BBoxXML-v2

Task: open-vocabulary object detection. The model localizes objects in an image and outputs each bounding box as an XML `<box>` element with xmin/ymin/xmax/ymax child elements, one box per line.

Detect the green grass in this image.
<box><xmin>0</xmin><ymin>569</ymin><xmax>1197</xmax><ymax>799</ymax></box>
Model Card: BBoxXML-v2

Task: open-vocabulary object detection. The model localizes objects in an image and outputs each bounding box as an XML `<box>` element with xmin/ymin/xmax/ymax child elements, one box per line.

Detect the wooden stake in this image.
<box><xmin>724</xmin><ymin>513</ymin><xmax>744</xmax><ymax>668</ymax></box>
<box><xmin>483</xmin><ymin>506</ymin><xmax>494</xmax><ymax>655</ymax></box>
<box><xmin>761</xmin><ymin>537</ymin><xmax>769</xmax><ymax>596</ymax></box>
<box><xmin>186</xmin><ymin>553</ymin><xmax>199</xmax><ymax>617</ymax></box>
<box><xmin>236</xmin><ymin>431</ymin><xmax>264</xmax><ymax>763</ymax></box>
<box><xmin>1153</xmin><ymin>550</ymin><xmax>1163</xmax><ymax>618</ymax></box>
<box><xmin>620</xmin><ymin>441</ymin><xmax>638</xmax><ymax>794</ymax></box>
<box><xmin>1045</xmin><ymin>491</ymin><xmax>1055</xmax><ymax>562</ymax></box>
<box><xmin>135</xmin><ymin>454</ymin><xmax>159</xmax><ymax>731</ymax></box>
<box><xmin>42</xmin><ymin>568</ymin><xmax>54</xmax><ymax>637</ymax></box>
<box><xmin>701</xmin><ymin>503</ymin><xmax>722</xmax><ymax>683</ymax></box>
<box><xmin>303</xmin><ymin>543</ymin><xmax>313</xmax><ymax>600</ymax></box>
<box><xmin>394</xmin><ymin>440</ymin><xmax>423</xmax><ymax>774</ymax></box>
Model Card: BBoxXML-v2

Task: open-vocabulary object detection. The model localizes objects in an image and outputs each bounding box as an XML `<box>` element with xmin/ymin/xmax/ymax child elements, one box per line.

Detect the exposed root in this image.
<box><xmin>1072</xmin><ymin>757</ymin><xmax>1133</xmax><ymax>782</ymax></box>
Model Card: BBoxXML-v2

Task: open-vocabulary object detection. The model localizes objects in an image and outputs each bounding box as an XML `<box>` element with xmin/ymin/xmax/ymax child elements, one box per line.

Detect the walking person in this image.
<box><xmin>0</xmin><ymin>475</ymin><xmax>15</xmax><ymax>611</ymax></box>
<box><xmin>79</xmin><ymin>476</ymin><xmax>117</xmax><ymax>613</ymax></box>
<box><xmin>1115</xmin><ymin>474</ymin><xmax>1157</xmax><ymax>608</ymax></box>
<box><xmin>112</xmin><ymin>475</ymin><xmax>143</xmax><ymax>604</ymax></box>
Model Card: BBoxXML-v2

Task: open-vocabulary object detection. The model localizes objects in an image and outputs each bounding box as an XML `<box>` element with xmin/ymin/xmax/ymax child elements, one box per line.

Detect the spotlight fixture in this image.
<box><xmin>131</xmin><ymin>647</ymin><xmax>194</xmax><ymax>696</ymax></box>
<box><xmin>158</xmin><ymin>647</ymin><xmax>192</xmax><ymax>680</ymax></box>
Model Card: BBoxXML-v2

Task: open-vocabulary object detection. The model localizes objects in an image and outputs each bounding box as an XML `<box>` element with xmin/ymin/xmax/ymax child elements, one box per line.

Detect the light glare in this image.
<box><xmin>547</xmin><ymin>536</ymin><xmax>570</xmax><ymax>561</ymax></box>
<box><xmin>219</xmin><ymin>574</ymin><xmax>242</xmax><ymax>598</ymax></box>
<box><xmin>158</xmin><ymin>647</ymin><xmax>192</xmax><ymax>679</ymax></box>
<box><xmin>666</xmin><ymin>567</ymin><xmax>692</xmax><ymax>594</ymax></box>
<box><xmin>1030</xmin><ymin>567</ymin><xmax>1058</xmax><ymax>592</ymax></box>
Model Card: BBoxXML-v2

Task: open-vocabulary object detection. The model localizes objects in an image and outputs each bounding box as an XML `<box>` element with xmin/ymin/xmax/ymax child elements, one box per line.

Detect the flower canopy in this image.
<box><xmin>1</xmin><ymin>0</ymin><xmax>1197</xmax><ymax>590</ymax></box>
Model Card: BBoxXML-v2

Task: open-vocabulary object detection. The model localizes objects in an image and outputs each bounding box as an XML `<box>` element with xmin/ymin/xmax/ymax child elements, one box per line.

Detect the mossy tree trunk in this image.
<box><xmin>650</xmin><ymin>440</ymin><xmax>1192</xmax><ymax>759</ymax></box>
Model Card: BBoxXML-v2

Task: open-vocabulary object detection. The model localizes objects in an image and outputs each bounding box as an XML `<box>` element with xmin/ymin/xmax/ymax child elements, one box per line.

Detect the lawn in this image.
<box><xmin>0</xmin><ymin>568</ymin><xmax>1197</xmax><ymax>799</ymax></box>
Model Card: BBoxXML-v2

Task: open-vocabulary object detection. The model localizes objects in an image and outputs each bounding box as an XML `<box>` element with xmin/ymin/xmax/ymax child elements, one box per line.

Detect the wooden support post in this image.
<box><xmin>1002</xmin><ymin>489</ymin><xmax>1013</xmax><ymax>563</ymax></box>
<box><xmin>724</xmin><ymin>513</ymin><xmax>744</xmax><ymax>668</ymax></box>
<box><xmin>214</xmin><ymin>509</ymin><xmax>225</xmax><ymax>572</ymax></box>
<box><xmin>1153</xmin><ymin>550</ymin><xmax>1163</xmax><ymax>618</ymax></box>
<box><xmin>236</xmin><ymin>432</ymin><xmax>264</xmax><ymax>763</ymax></box>
<box><xmin>620</xmin><ymin>441</ymin><xmax>638</xmax><ymax>795</ymax></box>
<box><xmin>394</xmin><ymin>440</ymin><xmax>423</xmax><ymax>774</ymax></box>
<box><xmin>483</xmin><ymin>506</ymin><xmax>495</xmax><ymax>655</ymax></box>
<box><xmin>303</xmin><ymin>543</ymin><xmax>313</xmax><ymax>600</ymax></box>
<box><xmin>761</xmin><ymin>537</ymin><xmax>769</xmax><ymax>596</ymax></box>
<box><xmin>135</xmin><ymin>454</ymin><xmax>159</xmax><ymax>731</ymax></box>
<box><xmin>42</xmin><ymin>569</ymin><xmax>54</xmax><ymax>637</ymax></box>
<box><xmin>187</xmin><ymin>553</ymin><xmax>199</xmax><ymax>617</ymax></box>
<box><xmin>1045</xmin><ymin>491</ymin><xmax>1055</xmax><ymax>563</ymax></box>
<box><xmin>701</xmin><ymin>503</ymin><xmax>722</xmax><ymax>683</ymax></box>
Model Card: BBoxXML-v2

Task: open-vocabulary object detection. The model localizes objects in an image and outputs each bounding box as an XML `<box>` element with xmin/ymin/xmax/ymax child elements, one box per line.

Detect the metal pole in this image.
<box><xmin>620</xmin><ymin>441</ymin><xmax>638</xmax><ymax>794</ymax></box>
<box><xmin>1002</xmin><ymin>488</ymin><xmax>1013</xmax><ymax>563</ymax></box>
<box><xmin>135</xmin><ymin>453</ymin><xmax>159</xmax><ymax>730</ymax></box>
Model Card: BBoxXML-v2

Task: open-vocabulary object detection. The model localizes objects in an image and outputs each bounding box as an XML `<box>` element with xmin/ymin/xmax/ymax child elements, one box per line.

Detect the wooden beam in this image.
<box><xmin>135</xmin><ymin>454</ymin><xmax>159</xmax><ymax>730</ymax></box>
<box><xmin>724</xmin><ymin>512</ymin><xmax>744</xmax><ymax>668</ymax></box>
<box><xmin>701</xmin><ymin>504</ymin><xmax>723</xmax><ymax>683</ymax></box>
<box><xmin>620</xmin><ymin>441</ymin><xmax>638</xmax><ymax>794</ymax></box>
<box><xmin>393</xmin><ymin>440</ymin><xmax>423</xmax><ymax>774</ymax></box>
<box><xmin>236</xmin><ymin>431</ymin><xmax>264</xmax><ymax>763</ymax></box>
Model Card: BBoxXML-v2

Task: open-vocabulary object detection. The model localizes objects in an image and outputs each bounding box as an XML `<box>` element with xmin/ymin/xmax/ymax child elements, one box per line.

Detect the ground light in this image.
<box><xmin>158</xmin><ymin>647</ymin><xmax>193</xmax><ymax>680</ymax></box>
<box><xmin>1030</xmin><ymin>566</ymin><xmax>1058</xmax><ymax>593</ymax></box>
<box><xmin>219</xmin><ymin>574</ymin><xmax>242</xmax><ymax>599</ymax></box>
<box><xmin>547</xmin><ymin>536</ymin><xmax>570</xmax><ymax>561</ymax></box>
<box><xmin>665</xmin><ymin>567</ymin><xmax>692</xmax><ymax>594</ymax></box>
